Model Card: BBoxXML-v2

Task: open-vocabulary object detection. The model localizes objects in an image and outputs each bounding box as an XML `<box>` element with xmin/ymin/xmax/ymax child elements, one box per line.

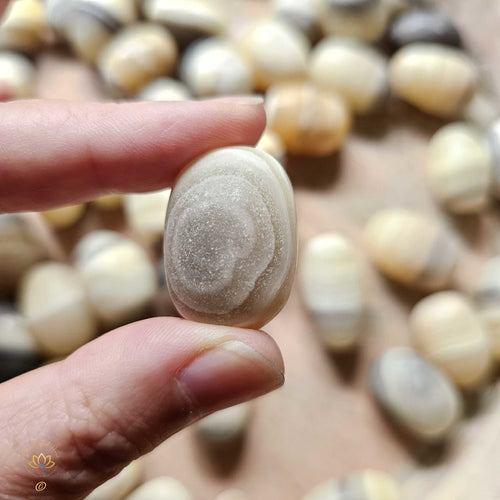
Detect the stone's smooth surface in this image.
<box><xmin>256</xmin><ymin>129</ymin><xmax>286</xmax><ymax>165</ymax></box>
<box><xmin>389</xmin><ymin>43</ymin><xmax>478</xmax><ymax>118</ymax></box>
<box><xmin>19</xmin><ymin>262</ymin><xmax>98</xmax><ymax>356</ymax></box>
<box><xmin>41</xmin><ymin>204</ymin><xmax>86</xmax><ymax>229</ymax></box>
<box><xmin>0</xmin><ymin>214</ymin><xmax>53</xmax><ymax>294</ymax></box>
<box><xmin>309</xmin><ymin>37</ymin><xmax>388</xmax><ymax>115</ymax></box>
<box><xmin>240</xmin><ymin>19</ymin><xmax>310</xmax><ymax>91</ymax></box>
<box><xmin>319</xmin><ymin>0</ymin><xmax>389</xmax><ymax>43</ymax></box>
<box><xmin>301</xmin><ymin>233</ymin><xmax>365</xmax><ymax>351</ymax></box>
<box><xmin>370</xmin><ymin>348</ymin><xmax>462</xmax><ymax>441</ymax></box>
<box><xmin>85</xmin><ymin>460</ymin><xmax>143</xmax><ymax>500</ymax></box>
<box><xmin>0</xmin><ymin>51</ymin><xmax>36</xmax><ymax>100</ymax></box>
<box><xmin>0</xmin><ymin>0</ymin><xmax>46</xmax><ymax>54</ymax></box>
<box><xmin>124</xmin><ymin>189</ymin><xmax>171</xmax><ymax>245</ymax></box>
<box><xmin>266</xmin><ymin>82</ymin><xmax>352</xmax><ymax>157</ymax></box>
<box><xmin>62</xmin><ymin>0</ymin><xmax>137</xmax><ymax>64</ymax></box>
<box><xmin>164</xmin><ymin>146</ymin><xmax>296</xmax><ymax>329</ymax></box>
<box><xmin>180</xmin><ymin>37</ymin><xmax>253</xmax><ymax>97</ymax></box>
<box><xmin>196</xmin><ymin>403</ymin><xmax>252</xmax><ymax>445</ymax></box>
<box><xmin>487</xmin><ymin>119</ymin><xmax>500</xmax><ymax>199</ymax></box>
<box><xmin>303</xmin><ymin>469</ymin><xmax>402</xmax><ymax>500</ymax></box>
<box><xmin>142</xmin><ymin>0</ymin><xmax>227</xmax><ymax>46</ymax></box>
<box><xmin>215</xmin><ymin>490</ymin><xmax>248</xmax><ymax>500</ymax></box>
<box><xmin>98</xmin><ymin>23</ymin><xmax>178</xmax><ymax>97</ymax></box>
<box><xmin>475</xmin><ymin>257</ymin><xmax>500</xmax><ymax>360</ymax></box>
<box><xmin>74</xmin><ymin>230</ymin><xmax>158</xmax><ymax>327</ymax></box>
<box><xmin>364</xmin><ymin>208</ymin><xmax>458</xmax><ymax>290</ymax></box>
<box><xmin>125</xmin><ymin>477</ymin><xmax>192</xmax><ymax>500</ymax></box>
<box><xmin>388</xmin><ymin>9</ymin><xmax>462</xmax><ymax>49</ymax></box>
<box><xmin>137</xmin><ymin>77</ymin><xmax>190</xmax><ymax>101</ymax></box>
<box><xmin>410</xmin><ymin>291</ymin><xmax>493</xmax><ymax>389</ymax></box>
<box><xmin>0</xmin><ymin>306</ymin><xmax>42</xmax><ymax>382</ymax></box>
<box><xmin>427</xmin><ymin>123</ymin><xmax>492</xmax><ymax>214</ymax></box>
<box><xmin>93</xmin><ymin>194</ymin><xmax>123</xmax><ymax>210</ymax></box>
<box><xmin>272</xmin><ymin>0</ymin><xmax>323</xmax><ymax>41</ymax></box>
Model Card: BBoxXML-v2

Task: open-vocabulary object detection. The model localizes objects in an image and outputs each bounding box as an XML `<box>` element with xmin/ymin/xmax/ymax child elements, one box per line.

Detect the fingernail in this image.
<box><xmin>208</xmin><ymin>95</ymin><xmax>265</xmax><ymax>106</ymax></box>
<box><xmin>177</xmin><ymin>340</ymin><xmax>283</xmax><ymax>411</ymax></box>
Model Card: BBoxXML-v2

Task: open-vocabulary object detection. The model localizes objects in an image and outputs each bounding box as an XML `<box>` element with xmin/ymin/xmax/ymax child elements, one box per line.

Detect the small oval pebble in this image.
<box><xmin>142</xmin><ymin>0</ymin><xmax>227</xmax><ymax>46</ymax></box>
<box><xmin>240</xmin><ymin>19</ymin><xmax>310</xmax><ymax>91</ymax></box>
<box><xmin>303</xmin><ymin>469</ymin><xmax>401</xmax><ymax>500</ymax></box>
<box><xmin>272</xmin><ymin>0</ymin><xmax>323</xmax><ymax>41</ymax></box>
<box><xmin>98</xmin><ymin>23</ymin><xmax>178</xmax><ymax>97</ymax></box>
<box><xmin>124</xmin><ymin>189</ymin><xmax>171</xmax><ymax>245</ymax></box>
<box><xmin>19</xmin><ymin>262</ymin><xmax>98</xmax><ymax>356</ymax></box>
<box><xmin>41</xmin><ymin>204</ymin><xmax>86</xmax><ymax>229</ymax></box>
<box><xmin>475</xmin><ymin>257</ymin><xmax>500</xmax><ymax>360</ymax></box>
<box><xmin>196</xmin><ymin>402</ymin><xmax>252</xmax><ymax>446</ymax></box>
<box><xmin>266</xmin><ymin>82</ymin><xmax>352</xmax><ymax>156</ymax></box>
<box><xmin>388</xmin><ymin>9</ymin><xmax>462</xmax><ymax>50</ymax></box>
<box><xmin>257</xmin><ymin>129</ymin><xmax>286</xmax><ymax>165</ymax></box>
<box><xmin>319</xmin><ymin>0</ymin><xmax>389</xmax><ymax>43</ymax></box>
<box><xmin>301</xmin><ymin>233</ymin><xmax>365</xmax><ymax>351</ymax></box>
<box><xmin>93</xmin><ymin>194</ymin><xmax>123</xmax><ymax>210</ymax></box>
<box><xmin>125</xmin><ymin>477</ymin><xmax>192</xmax><ymax>500</ymax></box>
<box><xmin>389</xmin><ymin>43</ymin><xmax>478</xmax><ymax>117</ymax></box>
<box><xmin>62</xmin><ymin>0</ymin><xmax>138</xmax><ymax>63</ymax></box>
<box><xmin>364</xmin><ymin>208</ymin><xmax>458</xmax><ymax>290</ymax></box>
<box><xmin>74</xmin><ymin>231</ymin><xmax>158</xmax><ymax>327</ymax></box>
<box><xmin>309</xmin><ymin>37</ymin><xmax>388</xmax><ymax>115</ymax></box>
<box><xmin>0</xmin><ymin>51</ymin><xmax>36</xmax><ymax>100</ymax></box>
<box><xmin>0</xmin><ymin>305</ymin><xmax>42</xmax><ymax>382</ymax></box>
<box><xmin>180</xmin><ymin>37</ymin><xmax>253</xmax><ymax>97</ymax></box>
<box><xmin>164</xmin><ymin>146</ymin><xmax>296</xmax><ymax>329</ymax></box>
<box><xmin>427</xmin><ymin>123</ymin><xmax>492</xmax><ymax>214</ymax></box>
<box><xmin>370</xmin><ymin>348</ymin><xmax>462</xmax><ymax>441</ymax></box>
<box><xmin>137</xmin><ymin>77</ymin><xmax>190</xmax><ymax>101</ymax></box>
<box><xmin>0</xmin><ymin>213</ymin><xmax>56</xmax><ymax>295</ymax></box>
<box><xmin>487</xmin><ymin>119</ymin><xmax>500</xmax><ymax>199</ymax></box>
<box><xmin>85</xmin><ymin>460</ymin><xmax>143</xmax><ymax>500</ymax></box>
<box><xmin>0</xmin><ymin>0</ymin><xmax>46</xmax><ymax>54</ymax></box>
<box><xmin>410</xmin><ymin>291</ymin><xmax>493</xmax><ymax>389</ymax></box>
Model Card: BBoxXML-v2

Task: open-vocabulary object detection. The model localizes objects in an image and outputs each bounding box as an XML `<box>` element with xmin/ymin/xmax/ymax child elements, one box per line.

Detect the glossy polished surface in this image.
<box><xmin>164</xmin><ymin>146</ymin><xmax>296</xmax><ymax>329</ymax></box>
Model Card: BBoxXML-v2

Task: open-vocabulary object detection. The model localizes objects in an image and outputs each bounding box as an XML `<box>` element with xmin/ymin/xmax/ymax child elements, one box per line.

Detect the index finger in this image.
<box><xmin>0</xmin><ymin>98</ymin><xmax>265</xmax><ymax>212</ymax></box>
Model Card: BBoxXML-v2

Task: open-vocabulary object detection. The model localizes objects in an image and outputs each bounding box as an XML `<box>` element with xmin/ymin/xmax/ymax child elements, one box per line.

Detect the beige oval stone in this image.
<box><xmin>301</xmin><ymin>233</ymin><xmax>365</xmax><ymax>350</ymax></box>
<box><xmin>93</xmin><ymin>194</ymin><xmax>123</xmax><ymax>211</ymax></box>
<box><xmin>19</xmin><ymin>262</ymin><xmax>98</xmax><ymax>356</ymax></box>
<box><xmin>164</xmin><ymin>146</ymin><xmax>297</xmax><ymax>329</ymax></box>
<box><xmin>98</xmin><ymin>23</ymin><xmax>178</xmax><ymax>97</ymax></box>
<box><xmin>272</xmin><ymin>0</ymin><xmax>323</xmax><ymax>41</ymax></box>
<box><xmin>303</xmin><ymin>469</ymin><xmax>401</xmax><ymax>500</ymax></box>
<box><xmin>256</xmin><ymin>129</ymin><xmax>286</xmax><ymax>165</ymax></box>
<box><xmin>309</xmin><ymin>36</ymin><xmax>388</xmax><ymax>114</ymax></box>
<box><xmin>389</xmin><ymin>43</ymin><xmax>478</xmax><ymax>117</ymax></box>
<box><xmin>41</xmin><ymin>204</ymin><xmax>86</xmax><ymax>229</ymax></box>
<box><xmin>266</xmin><ymin>81</ymin><xmax>352</xmax><ymax>156</ymax></box>
<box><xmin>370</xmin><ymin>348</ymin><xmax>462</xmax><ymax>441</ymax></box>
<box><xmin>0</xmin><ymin>51</ymin><xmax>36</xmax><ymax>99</ymax></box>
<box><xmin>427</xmin><ymin>123</ymin><xmax>492</xmax><ymax>214</ymax></box>
<box><xmin>137</xmin><ymin>77</ymin><xmax>191</xmax><ymax>101</ymax></box>
<box><xmin>0</xmin><ymin>0</ymin><xmax>46</xmax><ymax>54</ymax></box>
<box><xmin>410</xmin><ymin>291</ymin><xmax>493</xmax><ymax>388</ymax></box>
<box><xmin>240</xmin><ymin>19</ymin><xmax>310</xmax><ymax>91</ymax></box>
<box><xmin>180</xmin><ymin>37</ymin><xmax>253</xmax><ymax>97</ymax></box>
<box><xmin>475</xmin><ymin>257</ymin><xmax>500</xmax><ymax>361</ymax></box>
<box><xmin>74</xmin><ymin>230</ymin><xmax>158</xmax><ymax>327</ymax></box>
<box><xmin>85</xmin><ymin>460</ymin><xmax>143</xmax><ymax>500</ymax></box>
<box><xmin>364</xmin><ymin>208</ymin><xmax>458</xmax><ymax>290</ymax></box>
<box><xmin>125</xmin><ymin>477</ymin><xmax>192</xmax><ymax>500</ymax></box>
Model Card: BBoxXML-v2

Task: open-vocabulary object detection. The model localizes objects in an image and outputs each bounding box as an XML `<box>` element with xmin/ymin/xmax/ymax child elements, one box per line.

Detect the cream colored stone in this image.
<box><xmin>0</xmin><ymin>51</ymin><xmax>36</xmax><ymax>99</ymax></box>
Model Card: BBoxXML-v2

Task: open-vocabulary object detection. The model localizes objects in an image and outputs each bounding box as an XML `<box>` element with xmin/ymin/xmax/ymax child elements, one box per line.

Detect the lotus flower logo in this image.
<box><xmin>28</xmin><ymin>453</ymin><xmax>55</xmax><ymax>470</ymax></box>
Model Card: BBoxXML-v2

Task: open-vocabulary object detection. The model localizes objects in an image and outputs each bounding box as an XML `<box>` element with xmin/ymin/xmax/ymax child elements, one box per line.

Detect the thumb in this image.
<box><xmin>0</xmin><ymin>317</ymin><xmax>284</xmax><ymax>499</ymax></box>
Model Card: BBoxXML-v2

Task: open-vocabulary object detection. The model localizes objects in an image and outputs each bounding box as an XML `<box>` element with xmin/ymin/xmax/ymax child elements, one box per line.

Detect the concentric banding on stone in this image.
<box><xmin>164</xmin><ymin>146</ymin><xmax>296</xmax><ymax>329</ymax></box>
<box><xmin>370</xmin><ymin>348</ymin><xmax>462</xmax><ymax>441</ymax></box>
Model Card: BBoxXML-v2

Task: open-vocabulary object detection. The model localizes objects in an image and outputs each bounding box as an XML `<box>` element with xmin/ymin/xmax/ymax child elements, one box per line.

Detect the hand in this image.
<box><xmin>0</xmin><ymin>98</ymin><xmax>284</xmax><ymax>499</ymax></box>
